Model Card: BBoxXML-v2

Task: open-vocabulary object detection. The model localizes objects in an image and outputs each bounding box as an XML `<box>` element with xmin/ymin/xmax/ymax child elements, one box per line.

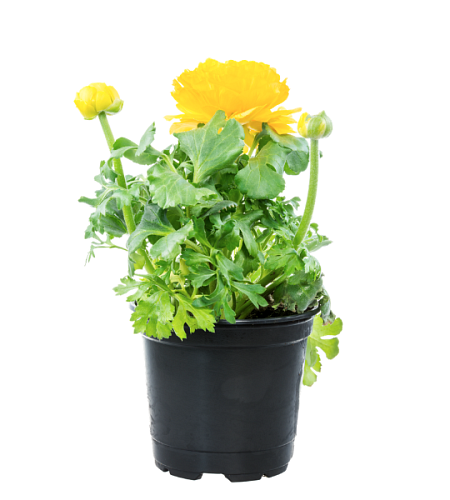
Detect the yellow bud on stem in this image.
<box><xmin>74</xmin><ymin>83</ymin><xmax>123</xmax><ymax>120</ymax></box>
<box><xmin>298</xmin><ymin>111</ymin><xmax>333</xmax><ymax>140</ymax></box>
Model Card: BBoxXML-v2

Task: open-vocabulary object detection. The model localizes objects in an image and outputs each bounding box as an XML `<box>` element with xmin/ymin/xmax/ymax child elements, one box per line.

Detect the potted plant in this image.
<box><xmin>75</xmin><ymin>59</ymin><xmax>343</xmax><ymax>482</ymax></box>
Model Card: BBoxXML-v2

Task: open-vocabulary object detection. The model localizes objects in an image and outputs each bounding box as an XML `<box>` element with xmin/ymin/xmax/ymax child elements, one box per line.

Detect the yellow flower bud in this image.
<box><xmin>74</xmin><ymin>83</ymin><xmax>123</xmax><ymax>120</ymax></box>
<box><xmin>298</xmin><ymin>111</ymin><xmax>333</xmax><ymax>140</ymax></box>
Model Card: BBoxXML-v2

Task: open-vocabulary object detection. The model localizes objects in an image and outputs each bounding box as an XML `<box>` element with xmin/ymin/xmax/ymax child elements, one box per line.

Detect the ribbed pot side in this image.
<box><xmin>142</xmin><ymin>310</ymin><xmax>317</xmax><ymax>482</ymax></box>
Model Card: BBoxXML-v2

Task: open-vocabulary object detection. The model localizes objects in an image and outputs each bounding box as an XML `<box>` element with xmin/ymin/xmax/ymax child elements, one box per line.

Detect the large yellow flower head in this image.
<box><xmin>165</xmin><ymin>59</ymin><xmax>301</xmax><ymax>146</ymax></box>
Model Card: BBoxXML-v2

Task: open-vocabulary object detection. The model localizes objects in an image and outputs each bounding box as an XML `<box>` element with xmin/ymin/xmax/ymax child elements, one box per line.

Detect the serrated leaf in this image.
<box><xmin>186</xmin><ymin>265</ymin><xmax>216</xmax><ymax>288</ymax></box>
<box><xmin>273</xmin><ymin>276</ymin><xmax>323</xmax><ymax>312</ymax></box>
<box><xmin>214</xmin><ymin>220</ymin><xmax>241</xmax><ymax>251</ymax></box>
<box><xmin>172</xmin><ymin>302</ymin><xmax>188</xmax><ymax>339</ymax></box>
<box><xmin>175</xmin><ymin>110</ymin><xmax>244</xmax><ymax>184</ymax></box>
<box><xmin>149</xmin><ymin>221</ymin><xmax>193</xmax><ymax>261</ymax></box>
<box><xmin>148</xmin><ymin>162</ymin><xmax>217</xmax><ymax>209</ymax></box>
<box><xmin>303</xmin><ymin>316</ymin><xmax>343</xmax><ymax>386</ymax></box>
<box><xmin>231</xmin><ymin>281</ymin><xmax>268</xmax><ymax>308</ymax></box>
<box><xmin>181</xmin><ymin>249</ymin><xmax>212</xmax><ymax>266</ymax></box>
<box><xmin>111</xmin><ymin>187</ymin><xmax>133</xmax><ymax>209</ymax></box>
<box><xmin>215</xmin><ymin>253</ymin><xmax>244</xmax><ymax>283</ymax></box>
<box><xmin>202</xmin><ymin>200</ymin><xmax>237</xmax><ymax>218</ymax></box>
<box><xmin>177</xmin><ymin>294</ymin><xmax>215</xmax><ymax>332</ymax></box>
<box><xmin>265</xmin><ymin>246</ymin><xmax>303</xmax><ymax>273</ymax></box>
<box><xmin>127</xmin><ymin>204</ymin><xmax>174</xmax><ymax>254</ymax></box>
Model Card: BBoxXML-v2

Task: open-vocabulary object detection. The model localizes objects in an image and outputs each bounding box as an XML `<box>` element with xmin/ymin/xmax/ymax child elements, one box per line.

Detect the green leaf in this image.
<box><xmin>285</xmin><ymin>150</ymin><xmax>309</xmax><ymax>175</ymax></box>
<box><xmin>148</xmin><ymin>162</ymin><xmax>217</xmax><ymax>209</ymax></box>
<box><xmin>216</xmin><ymin>253</ymin><xmax>244</xmax><ymax>283</ymax></box>
<box><xmin>254</xmin><ymin>141</ymin><xmax>289</xmax><ymax>175</ymax></box>
<box><xmin>233</xmin><ymin>212</ymin><xmax>262</xmax><ymax>258</ymax></box>
<box><xmin>149</xmin><ymin>221</ymin><xmax>193</xmax><ymax>261</ymax></box>
<box><xmin>100</xmin><ymin>160</ymin><xmax>117</xmax><ymax>182</ymax></box>
<box><xmin>127</xmin><ymin>204</ymin><xmax>174</xmax><ymax>254</ymax></box>
<box><xmin>192</xmin><ymin>275</ymin><xmax>228</xmax><ymax>308</ymax></box>
<box><xmin>136</xmin><ymin>123</ymin><xmax>156</xmax><ymax>156</ymax></box>
<box><xmin>265</xmin><ymin>246</ymin><xmax>303</xmax><ymax>273</ymax></box>
<box><xmin>235</xmin><ymin>246</ymin><xmax>259</xmax><ymax>277</ymax></box>
<box><xmin>172</xmin><ymin>302</ymin><xmax>188</xmax><ymax>339</ymax></box>
<box><xmin>214</xmin><ymin>220</ymin><xmax>241</xmax><ymax>251</ymax></box>
<box><xmin>222</xmin><ymin>300</ymin><xmax>236</xmax><ymax>324</ymax></box>
<box><xmin>192</xmin><ymin>217</ymin><xmax>212</xmax><ymax>249</ymax></box>
<box><xmin>79</xmin><ymin>196</ymin><xmax>98</xmax><ymax>207</ymax></box>
<box><xmin>113</xmin><ymin>277</ymin><xmax>151</xmax><ymax>298</ymax></box>
<box><xmin>235</xmin><ymin>143</ymin><xmax>286</xmax><ymax>200</ymax></box>
<box><xmin>202</xmin><ymin>200</ymin><xmax>237</xmax><ymax>218</ymax></box>
<box><xmin>176</xmin><ymin>294</ymin><xmax>215</xmax><ymax>332</ymax></box>
<box><xmin>111</xmin><ymin>187</ymin><xmax>133</xmax><ymax>210</ymax></box>
<box><xmin>181</xmin><ymin>249</ymin><xmax>212</xmax><ymax>266</ymax></box>
<box><xmin>303</xmin><ymin>316</ymin><xmax>343</xmax><ymax>386</ymax></box>
<box><xmin>112</xmin><ymin>138</ymin><xmax>159</xmax><ymax>165</ymax></box>
<box><xmin>273</xmin><ymin>276</ymin><xmax>323</xmax><ymax>312</ymax></box>
<box><xmin>175</xmin><ymin>110</ymin><xmax>244</xmax><ymax>183</ymax></box>
<box><xmin>231</xmin><ymin>281</ymin><xmax>268</xmax><ymax>308</ymax></box>
<box><xmin>261</xmin><ymin>123</ymin><xmax>309</xmax><ymax>154</ymax></box>
<box><xmin>186</xmin><ymin>265</ymin><xmax>215</xmax><ymax>288</ymax></box>
<box><xmin>100</xmin><ymin>214</ymin><xmax>127</xmax><ymax>237</ymax></box>
<box><xmin>303</xmin><ymin>226</ymin><xmax>332</xmax><ymax>252</ymax></box>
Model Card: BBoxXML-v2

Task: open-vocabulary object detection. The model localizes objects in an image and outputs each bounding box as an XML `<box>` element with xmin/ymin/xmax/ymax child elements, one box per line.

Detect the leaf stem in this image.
<box><xmin>184</xmin><ymin>240</ymin><xmax>206</xmax><ymax>254</ymax></box>
<box><xmin>293</xmin><ymin>139</ymin><xmax>319</xmax><ymax>248</ymax></box>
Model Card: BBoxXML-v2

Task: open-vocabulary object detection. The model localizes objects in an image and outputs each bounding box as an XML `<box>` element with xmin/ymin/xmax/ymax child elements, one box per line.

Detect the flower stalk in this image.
<box><xmin>293</xmin><ymin>139</ymin><xmax>319</xmax><ymax>248</ymax></box>
<box><xmin>98</xmin><ymin>112</ymin><xmax>155</xmax><ymax>273</ymax></box>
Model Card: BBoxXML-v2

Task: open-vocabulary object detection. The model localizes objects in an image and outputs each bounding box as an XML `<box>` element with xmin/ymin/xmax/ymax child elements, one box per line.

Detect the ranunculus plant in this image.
<box><xmin>76</xmin><ymin>59</ymin><xmax>342</xmax><ymax>385</ymax></box>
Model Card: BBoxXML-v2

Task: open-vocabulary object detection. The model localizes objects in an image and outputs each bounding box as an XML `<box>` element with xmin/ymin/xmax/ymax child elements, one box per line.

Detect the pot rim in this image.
<box><xmin>216</xmin><ymin>305</ymin><xmax>320</xmax><ymax>326</ymax></box>
<box><xmin>131</xmin><ymin>301</ymin><xmax>320</xmax><ymax>327</ymax></box>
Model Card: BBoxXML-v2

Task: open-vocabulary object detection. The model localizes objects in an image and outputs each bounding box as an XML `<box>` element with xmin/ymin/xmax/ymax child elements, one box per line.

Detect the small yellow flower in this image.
<box><xmin>165</xmin><ymin>59</ymin><xmax>302</xmax><ymax>146</ymax></box>
<box><xmin>74</xmin><ymin>83</ymin><xmax>123</xmax><ymax>120</ymax></box>
<box><xmin>298</xmin><ymin>111</ymin><xmax>333</xmax><ymax>140</ymax></box>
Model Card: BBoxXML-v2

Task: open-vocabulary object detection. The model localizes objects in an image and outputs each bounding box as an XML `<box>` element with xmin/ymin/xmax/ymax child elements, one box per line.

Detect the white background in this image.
<box><xmin>1</xmin><ymin>0</ymin><xmax>449</xmax><ymax>498</ymax></box>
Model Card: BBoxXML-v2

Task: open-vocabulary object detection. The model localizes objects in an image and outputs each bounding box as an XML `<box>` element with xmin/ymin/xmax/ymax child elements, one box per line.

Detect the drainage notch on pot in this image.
<box><xmin>142</xmin><ymin>308</ymin><xmax>318</xmax><ymax>482</ymax></box>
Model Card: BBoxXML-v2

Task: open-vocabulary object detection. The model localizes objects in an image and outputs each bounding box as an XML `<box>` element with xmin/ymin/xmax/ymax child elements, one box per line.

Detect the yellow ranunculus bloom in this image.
<box><xmin>74</xmin><ymin>83</ymin><xmax>123</xmax><ymax>120</ymax></box>
<box><xmin>165</xmin><ymin>59</ymin><xmax>302</xmax><ymax>146</ymax></box>
<box><xmin>298</xmin><ymin>111</ymin><xmax>333</xmax><ymax>140</ymax></box>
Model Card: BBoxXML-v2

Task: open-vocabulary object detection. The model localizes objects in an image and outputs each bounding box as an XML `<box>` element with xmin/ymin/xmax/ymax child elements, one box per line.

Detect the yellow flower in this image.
<box><xmin>165</xmin><ymin>59</ymin><xmax>301</xmax><ymax>146</ymax></box>
<box><xmin>74</xmin><ymin>83</ymin><xmax>123</xmax><ymax>120</ymax></box>
<box><xmin>298</xmin><ymin>111</ymin><xmax>333</xmax><ymax>140</ymax></box>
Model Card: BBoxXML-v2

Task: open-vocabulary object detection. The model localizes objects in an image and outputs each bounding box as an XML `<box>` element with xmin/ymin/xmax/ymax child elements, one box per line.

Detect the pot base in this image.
<box><xmin>152</xmin><ymin>439</ymin><xmax>292</xmax><ymax>482</ymax></box>
<box><xmin>155</xmin><ymin>460</ymin><xmax>289</xmax><ymax>482</ymax></box>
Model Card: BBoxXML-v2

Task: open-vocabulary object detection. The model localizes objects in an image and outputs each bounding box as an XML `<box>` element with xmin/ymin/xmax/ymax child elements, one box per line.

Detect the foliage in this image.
<box><xmin>303</xmin><ymin>316</ymin><xmax>343</xmax><ymax>386</ymax></box>
<box><xmin>79</xmin><ymin>110</ymin><xmax>341</xmax><ymax>385</ymax></box>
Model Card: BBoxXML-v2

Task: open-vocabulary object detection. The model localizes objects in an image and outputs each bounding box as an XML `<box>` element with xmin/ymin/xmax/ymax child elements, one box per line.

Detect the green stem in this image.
<box><xmin>248</xmin><ymin>132</ymin><xmax>262</xmax><ymax>157</ymax></box>
<box><xmin>98</xmin><ymin>112</ymin><xmax>136</xmax><ymax>234</ymax></box>
<box><xmin>293</xmin><ymin>139</ymin><xmax>319</xmax><ymax>248</ymax></box>
<box><xmin>184</xmin><ymin>240</ymin><xmax>206</xmax><ymax>254</ymax></box>
<box><xmin>98</xmin><ymin>112</ymin><xmax>155</xmax><ymax>274</ymax></box>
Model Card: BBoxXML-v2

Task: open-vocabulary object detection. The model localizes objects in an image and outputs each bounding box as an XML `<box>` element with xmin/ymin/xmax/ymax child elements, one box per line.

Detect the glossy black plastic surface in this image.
<box><xmin>143</xmin><ymin>309</ymin><xmax>317</xmax><ymax>481</ymax></box>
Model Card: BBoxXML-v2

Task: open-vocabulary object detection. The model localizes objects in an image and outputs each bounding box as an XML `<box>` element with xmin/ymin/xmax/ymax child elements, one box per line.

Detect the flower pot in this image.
<box><xmin>142</xmin><ymin>308</ymin><xmax>318</xmax><ymax>482</ymax></box>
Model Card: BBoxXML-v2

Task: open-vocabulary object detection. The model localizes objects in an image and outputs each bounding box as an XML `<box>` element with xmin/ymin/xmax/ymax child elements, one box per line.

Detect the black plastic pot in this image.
<box><xmin>142</xmin><ymin>308</ymin><xmax>318</xmax><ymax>482</ymax></box>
